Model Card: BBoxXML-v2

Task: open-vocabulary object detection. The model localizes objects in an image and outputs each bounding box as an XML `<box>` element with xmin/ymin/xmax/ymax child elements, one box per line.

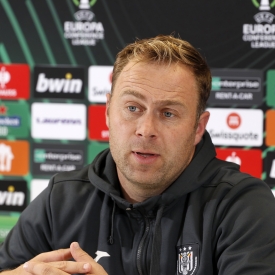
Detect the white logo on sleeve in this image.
<box><xmin>94</xmin><ymin>251</ymin><xmax>110</xmax><ymax>262</ymax></box>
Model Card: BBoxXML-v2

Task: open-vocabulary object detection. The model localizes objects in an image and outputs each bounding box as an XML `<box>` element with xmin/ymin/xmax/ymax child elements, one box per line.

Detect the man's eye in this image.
<box><xmin>128</xmin><ymin>106</ymin><xmax>137</xmax><ymax>112</ymax></box>
<box><xmin>164</xmin><ymin>111</ymin><xmax>173</xmax><ymax>117</ymax></box>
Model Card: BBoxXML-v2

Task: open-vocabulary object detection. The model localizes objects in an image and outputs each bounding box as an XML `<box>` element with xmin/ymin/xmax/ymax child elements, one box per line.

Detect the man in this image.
<box><xmin>1</xmin><ymin>35</ymin><xmax>275</xmax><ymax>275</ymax></box>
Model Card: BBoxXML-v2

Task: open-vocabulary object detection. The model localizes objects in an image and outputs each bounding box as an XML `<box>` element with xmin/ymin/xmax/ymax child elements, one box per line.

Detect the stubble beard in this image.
<box><xmin>110</xmin><ymin>136</ymin><xmax>195</xmax><ymax>198</ymax></box>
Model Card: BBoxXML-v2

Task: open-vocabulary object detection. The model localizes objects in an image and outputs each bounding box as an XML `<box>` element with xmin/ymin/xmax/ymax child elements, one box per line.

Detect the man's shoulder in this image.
<box><xmin>204</xmin><ymin>158</ymin><xmax>266</xmax><ymax>189</ymax></box>
<box><xmin>52</xmin><ymin>164</ymin><xmax>91</xmax><ymax>184</ymax></box>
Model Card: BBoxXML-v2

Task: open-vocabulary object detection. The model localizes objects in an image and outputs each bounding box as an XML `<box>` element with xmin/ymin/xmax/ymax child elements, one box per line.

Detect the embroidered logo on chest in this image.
<box><xmin>177</xmin><ymin>243</ymin><xmax>199</xmax><ymax>275</ymax></box>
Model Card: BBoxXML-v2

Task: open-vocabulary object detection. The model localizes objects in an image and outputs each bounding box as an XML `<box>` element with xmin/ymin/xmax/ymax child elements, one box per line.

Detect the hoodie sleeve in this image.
<box><xmin>214</xmin><ymin>177</ymin><xmax>275</xmax><ymax>275</ymax></box>
<box><xmin>0</xmin><ymin>177</ymin><xmax>54</xmax><ymax>271</ymax></box>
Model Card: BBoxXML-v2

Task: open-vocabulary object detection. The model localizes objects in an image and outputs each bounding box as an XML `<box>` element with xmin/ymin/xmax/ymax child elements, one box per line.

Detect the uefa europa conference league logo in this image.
<box><xmin>63</xmin><ymin>0</ymin><xmax>104</xmax><ymax>46</ymax></box>
<box><xmin>242</xmin><ymin>0</ymin><xmax>275</xmax><ymax>48</ymax></box>
<box><xmin>252</xmin><ymin>0</ymin><xmax>275</xmax><ymax>11</ymax></box>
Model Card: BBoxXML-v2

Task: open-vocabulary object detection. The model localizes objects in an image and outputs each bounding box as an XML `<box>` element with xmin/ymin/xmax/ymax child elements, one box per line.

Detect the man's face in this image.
<box><xmin>106</xmin><ymin>61</ymin><xmax>209</xmax><ymax>200</ymax></box>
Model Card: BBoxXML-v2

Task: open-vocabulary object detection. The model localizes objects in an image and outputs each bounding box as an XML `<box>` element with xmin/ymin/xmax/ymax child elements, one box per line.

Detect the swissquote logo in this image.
<box><xmin>34</xmin><ymin>66</ymin><xmax>85</xmax><ymax>99</ymax></box>
<box><xmin>63</xmin><ymin>0</ymin><xmax>104</xmax><ymax>46</ymax></box>
<box><xmin>0</xmin><ymin>64</ymin><xmax>30</xmax><ymax>99</ymax></box>
<box><xmin>0</xmin><ymin>181</ymin><xmax>27</xmax><ymax>212</ymax></box>
<box><xmin>227</xmin><ymin>113</ymin><xmax>241</xmax><ymax>129</ymax></box>
<box><xmin>88</xmin><ymin>66</ymin><xmax>113</xmax><ymax>103</ymax></box>
<box><xmin>206</xmin><ymin>108</ymin><xmax>263</xmax><ymax>146</ymax></box>
<box><xmin>242</xmin><ymin>0</ymin><xmax>275</xmax><ymax>48</ymax></box>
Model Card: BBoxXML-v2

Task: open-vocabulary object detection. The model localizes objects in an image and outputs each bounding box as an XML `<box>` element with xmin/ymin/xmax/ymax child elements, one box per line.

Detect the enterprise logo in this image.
<box><xmin>212</xmin><ymin>78</ymin><xmax>260</xmax><ymax>90</ymax></box>
<box><xmin>206</xmin><ymin>108</ymin><xmax>263</xmax><ymax>146</ymax></box>
<box><xmin>35</xmin><ymin>150</ymin><xmax>82</xmax><ymax>163</ymax></box>
<box><xmin>209</xmin><ymin>69</ymin><xmax>263</xmax><ymax>106</ymax></box>
<box><xmin>32</xmin><ymin>143</ymin><xmax>85</xmax><ymax>176</ymax></box>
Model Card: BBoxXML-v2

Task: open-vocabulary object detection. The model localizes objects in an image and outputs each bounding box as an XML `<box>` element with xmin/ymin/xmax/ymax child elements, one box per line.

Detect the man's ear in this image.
<box><xmin>194</xmin><ymin>111</ymin><xmax>210</xmax><ymax>145</ymax></box>
<box><xmin>105</xmin><ymin>93</ymin><xmax>111</xmax><ymax>128</ymax></box>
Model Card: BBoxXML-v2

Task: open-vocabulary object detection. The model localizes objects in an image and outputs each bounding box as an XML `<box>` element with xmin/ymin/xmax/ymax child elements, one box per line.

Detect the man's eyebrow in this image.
<box><xmin>120</xmin><ymin>90</ymin><xmax>185</xmax><ymax>107</ymax></box>
<box><xmin>120</xmin><ymin>90</ymin><xmax>146</xmax><ymax>100</ymax></box>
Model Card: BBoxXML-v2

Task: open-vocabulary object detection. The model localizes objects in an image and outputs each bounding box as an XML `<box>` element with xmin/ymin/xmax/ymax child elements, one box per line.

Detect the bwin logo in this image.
<box><xmin>0</xmin><ymin>185</ymin><xmax>25</xmax><ymax>206</ymax></box>
<box><xmin>36</xmin><ymin>73</ymin><xmax>83</xmax><ymax>94</ymax></box>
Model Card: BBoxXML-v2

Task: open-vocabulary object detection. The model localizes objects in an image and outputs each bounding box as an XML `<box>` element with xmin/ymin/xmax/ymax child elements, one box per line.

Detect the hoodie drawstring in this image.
<box><xmin>108</xmin><ymin>200</ymin><xmax>116</xmax><ymax>245</ymax></box>
<box><xmin>149</xmin><ymin>204</ymin><xmax>165</xmax><ymax>275</ymax></box>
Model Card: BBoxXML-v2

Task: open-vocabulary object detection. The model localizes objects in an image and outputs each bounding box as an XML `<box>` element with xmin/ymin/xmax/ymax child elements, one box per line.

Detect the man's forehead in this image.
<box><xmin>120</xmin><ymin>60</ymin><xmax>174</xmax><ymax>74</ymax></box>
<box><xmin>116</xmin><ymin>61</ymin><xmax>197</xmax><ymax>94</ymax></box>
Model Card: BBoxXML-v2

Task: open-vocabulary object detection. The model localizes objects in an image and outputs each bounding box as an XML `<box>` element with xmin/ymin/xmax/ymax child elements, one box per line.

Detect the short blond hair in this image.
<box><xmin>111</xmin><ymin>34</ymin><xmax>212</xmax><ymax>117</ymax></box>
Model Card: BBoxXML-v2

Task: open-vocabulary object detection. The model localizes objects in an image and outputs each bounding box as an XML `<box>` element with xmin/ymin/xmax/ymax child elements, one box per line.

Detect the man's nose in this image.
<box><xmin>135</xmin><ymin>113</ymin><xmax>157</xmax><ymax>138</ymax></box>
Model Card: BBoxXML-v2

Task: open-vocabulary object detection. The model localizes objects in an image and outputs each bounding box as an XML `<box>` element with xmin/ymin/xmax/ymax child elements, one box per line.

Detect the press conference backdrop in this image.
<box><xmin>0</xmin><ymin>0</ymin><xmax>275</xmax><ymax>242</ymax></box>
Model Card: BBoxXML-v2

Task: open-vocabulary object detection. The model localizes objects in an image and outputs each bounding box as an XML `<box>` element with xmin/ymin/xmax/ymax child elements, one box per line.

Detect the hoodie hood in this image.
<box><xmin>88</xmin><ymin>131</ymin><xmax>222</xmax><ymax>209</ymax></box>
<box><xmin>87</xmin><ymin>131</ymin><xmax>240</xmax><ymax>275</ymax></box>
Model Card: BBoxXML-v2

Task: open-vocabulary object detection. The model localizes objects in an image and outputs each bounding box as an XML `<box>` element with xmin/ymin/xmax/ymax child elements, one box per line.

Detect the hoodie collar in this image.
<box><xmin>88</xmin><ymin>131</ymin><xmax>216</xmax><ymax>211</ymax></box>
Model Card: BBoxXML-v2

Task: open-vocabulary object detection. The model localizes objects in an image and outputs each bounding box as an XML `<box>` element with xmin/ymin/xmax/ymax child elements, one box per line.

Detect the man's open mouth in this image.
<box><xmin>135</xmin><ymin>152</ymin><xmax>156</xmax><ymax>158</ymax></box>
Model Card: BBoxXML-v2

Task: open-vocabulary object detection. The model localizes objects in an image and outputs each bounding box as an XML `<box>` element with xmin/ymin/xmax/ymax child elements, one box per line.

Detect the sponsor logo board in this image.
<box><xmin>31</xmin><ymin>103</ymin><xmax>86</xmax><ymax>140</ymax></box>
<box><xmin>0</xmin><ymin>180</ymin><xmax>27</xmax><ymax>212</ymax></box>
<box><xmin>30</xmin><ymin>179</ymin><xmax>49</xmax><ymax>201</ymax></box>
<box><xmin>209</xmin><ymin>69</ymin><xmax>263</xmax><ymax>106</ymax></box>
<box><xmin>32</xmin><ymin>143</ymin><xmax>86</xmax><ymax>176</ymax></box>
<box><xmin>0</xmin><ymin>140</ymin><xmax>29</xmax><ymax>176</ymax></box>
<box><xmin>242</xmin><ymin>0</ymin><xmax>275</xmax><ymax>48</ymax></box>
<box><xmin>266</xmin><ymin>70</ymin><xmax>275</xmax><ymax>107</ymax></box>
<box><xmin>33</xmin><ymin>66</ymin><xmax>85</xmax><ymax>99</ymax></box>
<box><xmin>64</xmin><ymin>0</ymin><xmax>104</xmax><ymax>46</ymax></box>
<box><xmin>88</xmin><ymin>66</ymin><xmax>112</xmax><ymax>103</ymax></box>
<box><xmin>265</xmin><ymin>109</ymin><xmax>275</xmax><ymax>146</ymax></box>
<box><xmin>206</xmin><ymin>108</ymin><xmax>263</xmax><ymax>146</ymax></box>
<box><xmin>0</xmin><ymin>101</ymin><xmax>30</xmax><ymax>138</ymax></box>
<box><xmin>88</xmin><ymin>105</ymin><xmax>109</xmax><ymax>141</ymax></box>
<box><xmin>0</xmin><ymin>64</ymin><xmax>30</xmax><ymax>100</ymax></box>
<box><xmin>216</xmin><ymin>148</ymin><xmax>262</xmax><ymax>178</ymax></box>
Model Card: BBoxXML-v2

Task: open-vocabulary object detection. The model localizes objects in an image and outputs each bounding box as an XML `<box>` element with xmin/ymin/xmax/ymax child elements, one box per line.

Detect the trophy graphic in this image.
<box><xmin>259</xmin><ymin>0</ymin><xmax>271</xmax><ymax>10</ymax></box>
<box><xmin>79</xmin><ymin>0</ymin><xmax>90</xmax><ymax>9</ymax></box>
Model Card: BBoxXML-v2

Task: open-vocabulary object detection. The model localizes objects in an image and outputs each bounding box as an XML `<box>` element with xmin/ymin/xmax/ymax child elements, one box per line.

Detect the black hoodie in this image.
<box><xmin>1</xmin><ymin>132</ymin><xmax>275</xmax><ymax>275</ymax></box>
